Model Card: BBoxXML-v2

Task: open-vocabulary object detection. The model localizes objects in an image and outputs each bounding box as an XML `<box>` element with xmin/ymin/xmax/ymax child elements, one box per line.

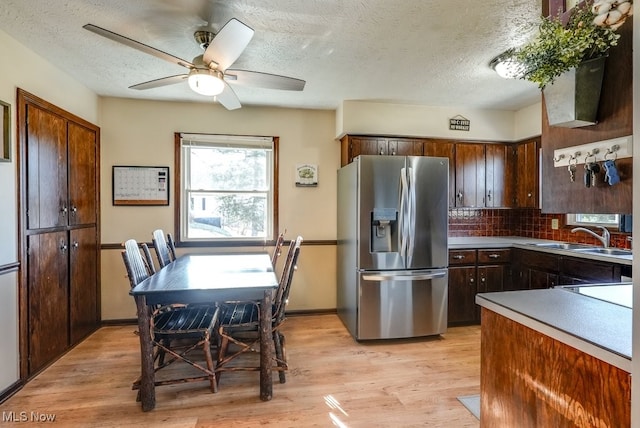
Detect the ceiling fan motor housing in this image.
<box><xmin>194</xmin><ymin>30</ymin><xmax>215</xmax><ymax>50</ymax></box>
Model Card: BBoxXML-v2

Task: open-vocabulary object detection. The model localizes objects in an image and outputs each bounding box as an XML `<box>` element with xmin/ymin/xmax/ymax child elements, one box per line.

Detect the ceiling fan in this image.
<box><xmin>83</xmin><ymin>18</ymin><xmax>305</xmax><ymax>110</ymax></box>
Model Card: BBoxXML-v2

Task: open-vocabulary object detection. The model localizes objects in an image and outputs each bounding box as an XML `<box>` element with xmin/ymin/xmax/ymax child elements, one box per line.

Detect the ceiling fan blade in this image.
<box><xmin>224</xmin><ymin>70</ymin><xmax>306</xmax><ymax>91</ymax></box>
<box><xmin>129</xmin><ymin>74</ymin><xmax>189</xmax><ymax>90</ymax></box>
<box><xmin>215</xmin><ymin>82</ymin><xmax>241</xmax><ymax>110</ymax></box>
<box><xmin>203</xmin><ymin>18</ymin><xmax>254</xmax><ymax>71</ymax></box>
<box><xmin>83</xmin><ymin>24</ymin><xmax>194</xmax><ymax>69</ymax></box>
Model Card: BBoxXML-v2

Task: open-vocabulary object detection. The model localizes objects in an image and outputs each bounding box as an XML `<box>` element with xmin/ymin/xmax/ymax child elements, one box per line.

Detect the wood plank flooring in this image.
<box><xmin>0</xmin><ymin>314</ymin><xmax>480</xmax><ymax>427</ymax></box>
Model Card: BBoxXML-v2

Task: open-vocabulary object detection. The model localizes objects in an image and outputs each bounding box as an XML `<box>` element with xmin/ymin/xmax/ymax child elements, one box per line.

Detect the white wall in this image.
<box><xmin>99</xmin><ymin>97</ymin><xmax>339</xmax><ymax>319</ymax></box>
<box><xmin>336</xmin><ymin>100</ymin><xmax>541</xmax><ymax>141</ymax></box>
<box><xmin>0</xmin><ymin>29</ymin><xmax>99</xmax><ymax>392</ymax></box>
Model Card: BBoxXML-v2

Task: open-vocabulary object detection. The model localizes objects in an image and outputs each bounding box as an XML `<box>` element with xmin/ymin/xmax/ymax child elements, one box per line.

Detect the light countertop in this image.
<box><xmin>449</xmin><ymin>236</ymin><xmax>632</xmax><ymax>265</ymax></box>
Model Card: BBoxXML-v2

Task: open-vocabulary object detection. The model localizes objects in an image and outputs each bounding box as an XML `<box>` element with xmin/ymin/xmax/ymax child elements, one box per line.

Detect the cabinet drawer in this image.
<box><xmin>478</xmin><ymin>249</ymin><xmax>511</xmax><ymax>264</ymax></box>
<box><xmin>449</xmin><ymin>250</ymin><xmax>477</xmax><ymax>265</ymax></box>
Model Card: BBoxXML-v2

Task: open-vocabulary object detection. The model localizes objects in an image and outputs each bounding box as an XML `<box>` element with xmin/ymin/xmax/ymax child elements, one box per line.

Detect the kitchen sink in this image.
<box><xmin>528</xmin><ymin>242</ymin><xmax>592</xmax><ymax>250</ymax></box>
<box><xmin>573</xmin><ymin>248</ymin><xmax>633</xmax><ymax>257</ymax></box>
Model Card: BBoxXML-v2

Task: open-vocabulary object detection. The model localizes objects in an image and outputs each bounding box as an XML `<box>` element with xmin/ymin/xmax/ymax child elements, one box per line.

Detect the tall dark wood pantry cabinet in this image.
<box><xmin>17</xmin><ymin>89</ymin><xmax>100</xmax><ymax>377</ymax></box>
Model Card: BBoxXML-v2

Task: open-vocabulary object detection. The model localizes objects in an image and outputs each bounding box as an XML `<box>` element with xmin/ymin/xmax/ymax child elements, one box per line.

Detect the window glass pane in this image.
<box><xmin>575</xmin><ymin>214</ymin><xmax>618</xmax><ymax>225</ymax></box>
<box><xmin>179</xmin><ymin>133</ymin><xmax>276</xmax><ymax>243</ymax></box>
<box><xmin>188</xmin><ymin>192</ymin><xmax>267</xmax><ymax>239</ymax></box>
<box><xmin>566</xmin><ymin>213</ymin><xmax>619</xmax><ymax>227</ymax></box>
<box><xmin>189</xmin><ymin>146</ymin><xmax>267</xmax><ymax>191</ymax></box>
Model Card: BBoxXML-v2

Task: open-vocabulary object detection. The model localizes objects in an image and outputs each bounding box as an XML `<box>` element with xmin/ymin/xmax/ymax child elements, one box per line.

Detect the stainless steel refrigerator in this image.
<box><xmin>337</xmin><ymin>155</ymin><xmax>449</xmax><ymax>340</ymax></box>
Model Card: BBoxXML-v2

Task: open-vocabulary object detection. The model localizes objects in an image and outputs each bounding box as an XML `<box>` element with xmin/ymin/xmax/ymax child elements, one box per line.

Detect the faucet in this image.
<box><xmin>570</xmin><ymin>226</ymin><xmax>610</xmax><ymax>248</ymax></box>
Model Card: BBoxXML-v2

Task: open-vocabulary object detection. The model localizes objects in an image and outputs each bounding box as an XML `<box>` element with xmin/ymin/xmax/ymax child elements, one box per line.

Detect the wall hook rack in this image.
<box><xmin>553</xmin><ymin>136</ymin><xmax>632</xmax><ymax>168</ymax></box>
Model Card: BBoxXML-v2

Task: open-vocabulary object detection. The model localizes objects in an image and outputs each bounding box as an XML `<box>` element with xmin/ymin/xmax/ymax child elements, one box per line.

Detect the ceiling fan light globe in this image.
<box><xmin>188</xmin><ymin>69</ymin><xmax>225</xmax><ymax>96</ymax></box>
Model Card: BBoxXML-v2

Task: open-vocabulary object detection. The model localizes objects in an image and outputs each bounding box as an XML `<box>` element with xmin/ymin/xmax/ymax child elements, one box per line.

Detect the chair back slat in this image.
<box><xmin>141</xmin><ymin>243</ymin><xmax>156</xmax><ymax>274</ymax></box>
<box><xmin>122</xmin><ymin>239</ymin><xmax>150</xmax><ymax>288</ymax></box>
<box><xmin>152</xmin><ymin>229</ymin><xmax>172</xmax><ymax>268</ymax></box>
<box><xmin>271</xmin><ymin>229</ymin><xmax>286</xmax><ymax>267</ymax></box>
<box><xmin>273</xmin><ymin>236</ymin><xmax>302</xmax><ymax>325</ymax></box>
<box><xmin>167</xmin><ymin>233</ymin><xmax>177</xmax><ymax>261</ymax></box>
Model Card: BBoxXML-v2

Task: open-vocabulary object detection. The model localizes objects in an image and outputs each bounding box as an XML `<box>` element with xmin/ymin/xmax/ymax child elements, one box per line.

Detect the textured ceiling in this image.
<box><xmin>0</xmin><ymin>0</ymin><xmax>543</xmax><ymax>111</ymax></box>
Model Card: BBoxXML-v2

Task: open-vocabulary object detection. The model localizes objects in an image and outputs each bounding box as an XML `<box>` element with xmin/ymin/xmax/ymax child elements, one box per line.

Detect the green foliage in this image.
<box><xmin>512</xmin><ymin>2</ymin><xmax>620</xmax><ymax>89</ymax></box>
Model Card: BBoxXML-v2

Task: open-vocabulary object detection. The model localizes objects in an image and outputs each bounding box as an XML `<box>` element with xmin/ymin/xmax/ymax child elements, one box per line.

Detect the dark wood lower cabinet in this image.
<box><xmin>448</xmin><ymin>265</ymin><xmax>477</xmax><ymax>325</ymax></box>
<box><xmin>449</xmin><ymin>247</ymin><xmax>626</xmax><ymax>326</ymax></box>
<box><xmin>27</xmin><ymin>231</ymin><xmax>70</xmax><ymax>373</ymax></box>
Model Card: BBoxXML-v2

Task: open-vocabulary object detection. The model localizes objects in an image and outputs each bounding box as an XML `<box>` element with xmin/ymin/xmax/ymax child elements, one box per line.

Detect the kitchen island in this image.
<box><xmin>476</xmin><ymin>285</ymin><xmax>631</xmax><ymax>427</ymax></box>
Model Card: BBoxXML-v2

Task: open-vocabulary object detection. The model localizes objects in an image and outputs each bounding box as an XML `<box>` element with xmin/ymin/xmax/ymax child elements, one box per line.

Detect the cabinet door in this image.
<box><xmin>69</xmin><ymin>227</ymin><xmax>99</xmax><ymax>344</ymax></box>
<box><xmin>529</xmin><ymin>269</ymin><xmax>558</xmax><ymax>289</ymax></box>
<box><xmin>68</xmin><ymin>123</ymin><xmax>97</xmax><ymax>226</ymax></box>
<box><xmin>448</xmin><ymin>266</ymin><xmax>477</xmax><ymax>325</ymax></box>
<box><xmin>353</xmin><ymin>137</ymin><xmax>388</xmax><ymax>156</ymax></box>
<box><xmin>388</xmin><ymin>139</ymin><xmax>423</xmax><ymax>156</ymax></box>
<box><xmin>515</xmin><ymin>139</ymin><xmax>539</xmax><ymax>208</ymax></box>
<box><xmin>455</xmin><ymin>143</ymin><xmax>485</xmax><ymax>207</ymax></box>
<box><xmin>478</xmin><ymin>265</ymin><xmax>505</xmax><ymax>293</ymax></box>
<box><xmin>485</xmin><ymin>144</ymin><xmax>515</xmax><ymax>208</ymax></box>
<box><xmin>27</xmin><ymin>231</ymin><xmax>69</xmax><ymax>374</ymax></box>
<box><xmin>424</xmin><ymin>140</ymin><xmax>455</xmax><ymax>207</ymax></box>
<box><xmin>26</xmin><ymin>105</ymin><xmax>68</xmax><ymax>229</ymax></box>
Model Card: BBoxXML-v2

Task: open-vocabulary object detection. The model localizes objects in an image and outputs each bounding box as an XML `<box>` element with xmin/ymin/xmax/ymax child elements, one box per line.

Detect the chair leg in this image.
<box><xmin>274</xmin><ymin>331</ymin><xmax>287</xmax><ymax>384</ymax></box>
<box><xmin>203</xmin><ymin>333</ymin><xmax>217</xmax><ymax>393</ymax></box>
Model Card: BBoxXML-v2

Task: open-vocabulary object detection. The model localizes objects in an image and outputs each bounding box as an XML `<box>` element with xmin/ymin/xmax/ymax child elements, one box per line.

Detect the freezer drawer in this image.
<box><xmin>357</xmin><ymin>269</ymin><xmax>448</xmax><ymax>340</ymax></box>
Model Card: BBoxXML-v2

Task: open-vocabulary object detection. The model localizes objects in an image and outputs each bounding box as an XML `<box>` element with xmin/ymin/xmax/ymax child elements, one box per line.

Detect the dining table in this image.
<box><xmin>129</xmin><ymin>252</ymin><xmax>279</xmax><ymax>411</ymax></box>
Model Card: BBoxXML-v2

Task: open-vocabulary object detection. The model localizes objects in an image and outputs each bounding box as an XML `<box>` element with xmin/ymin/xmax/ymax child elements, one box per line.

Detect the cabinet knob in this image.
<box><xmin>488</xmin><ymin>254</ymin><xmax>500</xmax><ymax>259</ymax></box>
<box><xmin>456</xmin><ymin>191</ymin><xmax>463</xmax><ymax>201</ymax></box>
<box><xmin>487</xmin><ymin>190</ymin><xmax>492</xmax><ymax>201</ymax></box>
<box><xmin>470</xmin><ymin>277</ymin><xmax>474</xmax><ymax>283</ymax></box>
<box><xmin>527</xmin><ymin>192</ymin><xmax>533</xmax><ymax>197</ymax></box>
<box><xmin>379</xmin><ymin>149</ymin><xmax>384</xmax><ymax>155</ymax></box>
<box><xmin>480</xmin><ymin>277</ymin><xmax>486</xmax><ymax>282</ymax></box>
<box><xmin>60</xmin><ymin>241</ymin><xmax>68</xmax><ymax>253</ymax></box>
<box><xmin>72</xmin><ymin>241</ymin><xmax>79</xmax><ymax>249</ymax></box>
<box><xmin>391</xmin><ymin>150</ymin><xmax>396</xmax><ymax>155</ymax></box>
<box><xmin>61</xmin><ymin>206</ymin><xmax>68</xmax><ymax>214</ymax></box>
<box><xmin>452</xmin><ymin>255</ymin><xmax>465</xmax><ymax>260</ymax></box>
<box><xmin>71</xmin><ymin>206</ymin><xmax>78</xmax><ymax>214</ymax></box>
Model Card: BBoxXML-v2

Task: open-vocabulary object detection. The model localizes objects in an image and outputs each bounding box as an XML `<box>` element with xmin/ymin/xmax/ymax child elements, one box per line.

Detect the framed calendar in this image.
<box><xmin>112</xmin><ymin>165</ymin><xmax>170</xmax><ymax>206</ymax></box>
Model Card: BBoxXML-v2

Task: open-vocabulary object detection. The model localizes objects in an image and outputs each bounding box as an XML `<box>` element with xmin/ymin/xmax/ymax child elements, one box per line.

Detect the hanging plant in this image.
<box><xmin>509</xmin><ymin>0</ymin><xmax>632</xmax><ymax>89</ymax></box>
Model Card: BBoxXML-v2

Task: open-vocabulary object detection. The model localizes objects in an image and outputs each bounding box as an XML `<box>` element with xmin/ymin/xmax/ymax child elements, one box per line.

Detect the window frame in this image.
<box><xmin>174</xmin><ymin>132</ymin><xmax>280</xmax><ymax>247</ymax></box>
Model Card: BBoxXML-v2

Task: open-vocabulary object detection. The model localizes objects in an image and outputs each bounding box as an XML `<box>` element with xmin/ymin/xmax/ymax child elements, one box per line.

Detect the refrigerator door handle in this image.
<box><xmin>398</xmin><ymin>167</ymin><xmax>409</xmax><ymax>259</ymax></box>
<box><xmin>406</xmin><ymin>167</ymin><xmax>415</xmax><ymax>266</ymax></box>
<box><xmin>362</xmin><ymin>271</ymin><xmax>447</xmax><ymax>282</ymax></box>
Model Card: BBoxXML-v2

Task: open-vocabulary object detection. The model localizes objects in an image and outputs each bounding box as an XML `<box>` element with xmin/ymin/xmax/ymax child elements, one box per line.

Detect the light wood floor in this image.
<box><xmin>0</xmin><ymin>315</ymin><xmax>480</xmax><ymax>427</ymax></box>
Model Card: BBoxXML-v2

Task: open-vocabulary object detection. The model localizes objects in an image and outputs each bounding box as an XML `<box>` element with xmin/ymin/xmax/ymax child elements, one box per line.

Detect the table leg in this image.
<box><xmin>259</xmin><ymin>289</ymin><xmax>273</xmax><ymax>401</ymax></box>
<box><xmin>134</xmin><ymin>295</ymin><xmax>155</xmax><ymax>411</ymax></box>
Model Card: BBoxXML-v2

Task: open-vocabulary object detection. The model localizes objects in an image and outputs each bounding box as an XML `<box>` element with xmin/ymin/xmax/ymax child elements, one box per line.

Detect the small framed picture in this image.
<box><xmin>295</xmin><ymin>164</ymin><xmax>318</xmax><ymax>187</ymax></box>
<box><xmin>0</xmin><ymin>100</ymin><xmax>10</xmax><ymax>162</ymax></box>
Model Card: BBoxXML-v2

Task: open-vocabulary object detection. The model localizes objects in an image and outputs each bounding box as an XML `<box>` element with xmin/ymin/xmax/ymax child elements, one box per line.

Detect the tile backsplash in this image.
<box><xmin>448</xmin><ymin>208</ymin><xmax>631</xmax><ymax>249</ymax></box>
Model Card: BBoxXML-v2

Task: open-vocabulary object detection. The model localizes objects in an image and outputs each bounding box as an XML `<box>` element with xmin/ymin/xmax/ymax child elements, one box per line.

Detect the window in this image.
<box><xmin>566</xmin><ymin>213</ymin><xmax>619</xmax><ymax>229</ymax></box>
<box><xmin>178</xmin><ymin>133</ymin><xmax>278</xmax><ymax>243</ymax></box>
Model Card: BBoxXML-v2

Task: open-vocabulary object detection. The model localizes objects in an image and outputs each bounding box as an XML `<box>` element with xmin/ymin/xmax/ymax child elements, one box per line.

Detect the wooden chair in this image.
<box><xmin>217</xmin><ymin>236</ymin><xmax>303</xmax><ymax>384</ymax></box>
<box><xmin>121</xmin><ymin>239</ymin><xmax>220</xmax><ymax>394</ymax></box>
<box><xmin>152</xmin><ymin>229</ymin><xmax>173</xmax><ymax>268</ymax></box>
<box><xmin>271</xmin><ymin>229</ymin><xmax>286</xmax><ymax>267</ymax></box>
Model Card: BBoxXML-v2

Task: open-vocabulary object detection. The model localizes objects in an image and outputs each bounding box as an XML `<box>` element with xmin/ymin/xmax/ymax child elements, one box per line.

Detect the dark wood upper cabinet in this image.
<box><xmin>26</xmin><ymin>105</ymin><xmax>68</xmax><ymax>230</ymax></box>
<box><xmin>68</xmin><ymin>122</ymin><xmax>98</xmax><ymax>226</ymax></box>
<box><xmin>486</xmin><ymin>144</ymin><xmax>515</xmax><ymax>208</ymax></box>
<box><xmin>515</xmin><ymin>138</ymin><xmax>539</xmax><ymax>208</ymax></box>
<box><xmin>455</xmin><ymin>143</ymin><xmax>485</xmax><ymax>208</ymax></box>
<box><xmin>424</xmin><ymin>140</ymin><xmax>455</xmax><ymax>207</ymax></box>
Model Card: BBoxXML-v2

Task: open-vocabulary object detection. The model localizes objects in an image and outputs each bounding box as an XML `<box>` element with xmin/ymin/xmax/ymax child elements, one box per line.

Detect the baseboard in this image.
<box><xmin>0</xmin><ymin>380</ymin><xmax>23</xmax><ymax>405</ymax></box>
<box><xmin>101</xmin><ymin>318</ymin><xmax>137</xmax><ymax>326</ymax></box>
